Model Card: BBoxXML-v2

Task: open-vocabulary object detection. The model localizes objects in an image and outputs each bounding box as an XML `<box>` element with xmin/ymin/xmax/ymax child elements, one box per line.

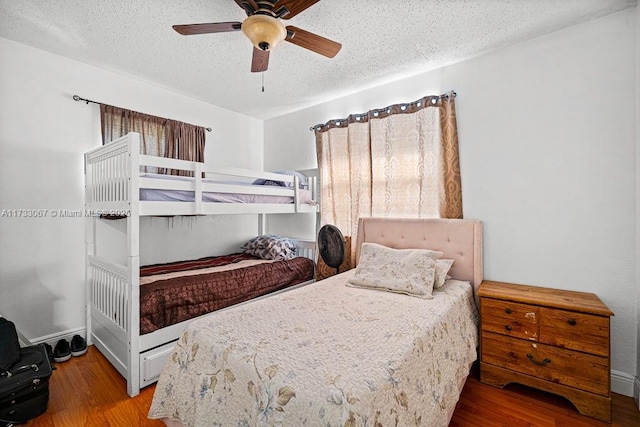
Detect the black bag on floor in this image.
<box><xmin>0</xmin><ymin>318</ymin><xmax>21</xmax><ymax>373</ymax></box>
<box><xmin>0</xmin><ymin>345</ymin><xmax>52</xmax><ymax>425</ymax></box>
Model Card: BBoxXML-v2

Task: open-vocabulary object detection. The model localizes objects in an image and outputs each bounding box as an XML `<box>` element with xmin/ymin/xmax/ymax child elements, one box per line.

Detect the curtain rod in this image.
<box><xmin>308</xmin><ymin>91</ymin><xmax>457</xmax><ymax>131</ymax></box>
<box><xmin>72</xmin><ymin>95</ymin><xmax>212</xmax><ymax>132</ymax></box>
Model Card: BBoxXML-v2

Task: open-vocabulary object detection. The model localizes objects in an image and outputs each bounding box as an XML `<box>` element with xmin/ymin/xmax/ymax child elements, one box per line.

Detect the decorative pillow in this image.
<box><xmin>253</xmin><ymin>170</ymin><xmax>309</xmax><ymax>189</ymax></box>
<box><xmin>434</xmin><ymin>259</ymin><xmax>454</xmax><ymax>289</ymax></box>
<box><xmin>347</xmin><ymin>243</ymin><xmax>442</xmax><ymax>299</ymax></box>
<box><xmin>241</xmin><ymin>235</ymin><xmax>296</xmax><ymax>260</ymax></box>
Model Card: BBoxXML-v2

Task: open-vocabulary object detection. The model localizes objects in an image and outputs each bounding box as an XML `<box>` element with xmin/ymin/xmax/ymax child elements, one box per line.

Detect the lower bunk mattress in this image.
<box><xmin>148</xmin><ymin>269</ymin><xmax>479</xmax><ymax>426</ymax></box>
<box><xmin>139</xmin><ymin>253</ymin><xmax>315</xmax><ymax>335</ymax></box>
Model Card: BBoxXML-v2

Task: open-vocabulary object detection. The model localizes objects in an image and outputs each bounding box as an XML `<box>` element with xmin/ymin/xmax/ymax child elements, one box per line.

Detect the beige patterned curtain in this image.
<box><xmin>314</xmin><ymin>92</ymin><xmax>462</xmax><ymax>273</ymax></box>
<box><xmin>100</xmin><ymin>104</ymin><xmax>205</xmax><ymax>176</ymax></box>
<box><xmin>315</xmin><ymin>116</ymin><xmax>371</xmax><ymax>279</ymax></box>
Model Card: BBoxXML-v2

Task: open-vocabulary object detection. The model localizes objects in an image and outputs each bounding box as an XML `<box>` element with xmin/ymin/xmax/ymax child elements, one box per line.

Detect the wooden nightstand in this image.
<box><xmin>477</xmin><ymin>280</ymin><xmax>614</xmax><ymax>423</ymax></box>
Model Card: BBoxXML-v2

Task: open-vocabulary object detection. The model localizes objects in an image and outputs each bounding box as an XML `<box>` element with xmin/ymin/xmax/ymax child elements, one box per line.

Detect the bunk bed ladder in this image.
<box><xmin>85</xmin><ymin>133</ymin><xmax>142</xmax><ymax>397</ymax></box>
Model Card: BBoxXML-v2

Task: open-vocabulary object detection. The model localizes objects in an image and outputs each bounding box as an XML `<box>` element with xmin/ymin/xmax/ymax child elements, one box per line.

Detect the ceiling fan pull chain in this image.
<box><xmin>262</xmin><ymin>72</ymin><xmax>265</xmax><ymax>93</ymax></box>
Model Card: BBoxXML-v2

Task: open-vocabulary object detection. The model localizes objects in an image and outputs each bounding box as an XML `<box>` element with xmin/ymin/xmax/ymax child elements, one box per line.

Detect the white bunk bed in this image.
<box><xmin>84</xmin><ymin>132</ymin><xmax>319</xmax><ymax>397</ymax></box>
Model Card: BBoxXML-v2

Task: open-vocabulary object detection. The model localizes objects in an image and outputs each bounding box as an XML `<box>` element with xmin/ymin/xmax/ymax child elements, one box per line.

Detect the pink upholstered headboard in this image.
<box><xmin>354</xmin><ymin>218</ymin><xmax>483</xmax><ymax>293</ymax></box>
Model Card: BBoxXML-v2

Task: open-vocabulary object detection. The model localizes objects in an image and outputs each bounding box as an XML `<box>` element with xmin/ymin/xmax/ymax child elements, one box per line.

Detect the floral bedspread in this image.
<box><xmin>148</xmin><ymin>270</ymin><xmax>478</xmax><ymax>427</ymax></box>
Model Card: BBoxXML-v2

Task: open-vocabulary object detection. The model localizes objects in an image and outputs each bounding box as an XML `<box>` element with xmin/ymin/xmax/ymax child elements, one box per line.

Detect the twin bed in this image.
<box><xmin>149</xmin><ymin>217</ymin><xmax>483</xmax><ymax>427</ymax></box>
<box><xmin>85</xmin><ymin>133</ymin><xmax>484</xmax><ymax>426</ymax></box>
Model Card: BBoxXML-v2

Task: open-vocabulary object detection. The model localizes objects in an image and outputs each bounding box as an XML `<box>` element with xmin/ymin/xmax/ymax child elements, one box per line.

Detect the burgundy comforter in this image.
<box><xmin>139</xmin><ymin>254</ymin><xmax>314</xmax><ymax>334</ymax></box>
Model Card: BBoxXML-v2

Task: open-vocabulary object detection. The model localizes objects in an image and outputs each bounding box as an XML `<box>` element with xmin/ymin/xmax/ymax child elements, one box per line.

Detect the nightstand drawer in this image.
<box><xmin>481</xmin><ymin>298</ymin><xmax>539</xmax><ymax>341</ymax></box>
<box><xmin>539</xmin><ymin>308</ymin><xmax>609</xmax><ymax>357</ymax></box>
<box><xmin>481</xmin><ymin>331</ymin><xmax>609</xmax><ymax>396</ymax></box>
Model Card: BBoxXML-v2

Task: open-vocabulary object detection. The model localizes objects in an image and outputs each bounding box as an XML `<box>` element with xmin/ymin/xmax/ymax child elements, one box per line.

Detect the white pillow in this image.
<box><xmin>347</xmin><ymin>243</ymin><xmax>442</xmax><ymax>299</ymax></box>
<box><xmin>434</xmin><ymin>259</ymin><xmax>455</xmax><ymax>289</ymax></box>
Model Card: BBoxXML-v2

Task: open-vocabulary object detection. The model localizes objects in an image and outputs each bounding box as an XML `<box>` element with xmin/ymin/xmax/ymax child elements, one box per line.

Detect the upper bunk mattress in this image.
<box><xmin>148</xmin><ymin>269</ymin><xmax>479</xmax><ymax>426</ymax></box>
<box><xmin>139</xmin><ymin>173</ymin><xmax>313</xmax><ymax>204</ymax></box>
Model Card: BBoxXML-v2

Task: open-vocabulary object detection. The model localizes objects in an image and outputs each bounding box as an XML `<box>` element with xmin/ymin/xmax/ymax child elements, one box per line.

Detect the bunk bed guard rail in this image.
<box><xmin>84</xmin><ymin>132</ymin><xmax>319</xmax><ymax>217</ymax></box>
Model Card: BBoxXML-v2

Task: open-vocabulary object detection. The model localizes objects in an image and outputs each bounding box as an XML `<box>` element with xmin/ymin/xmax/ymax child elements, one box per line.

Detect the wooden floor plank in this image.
<box><xmin>17</xmin><ymin>347</ymin><xmax>640</xmax><ymax>426</ymax></box>
<box><xmin>451</xmin><ymin>365</ymin><xmax>639</xmax><ymax>427</ymax></box>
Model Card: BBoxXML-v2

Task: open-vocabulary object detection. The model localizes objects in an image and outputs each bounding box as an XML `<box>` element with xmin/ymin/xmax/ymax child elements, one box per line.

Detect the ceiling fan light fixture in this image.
<box><xmin>173</xmin><ymin>0</ymin><xmax>341</xmax><ymax>72</ymax></box>
<box><xmin>241</xmin><ymin>14</ymin><xmax>286</xmax><ymax>51</ymax></box>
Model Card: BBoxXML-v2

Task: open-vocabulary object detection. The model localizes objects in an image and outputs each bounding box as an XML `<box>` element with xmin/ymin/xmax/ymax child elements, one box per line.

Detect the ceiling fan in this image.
<box><xmin>173</xmin><ymin>0</ymin><xmax>342</xmax><ymax>73</ymax></box>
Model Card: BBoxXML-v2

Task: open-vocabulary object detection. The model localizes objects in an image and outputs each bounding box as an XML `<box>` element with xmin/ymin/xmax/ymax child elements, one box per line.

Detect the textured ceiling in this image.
<box><xmin>0</xmin><ymin>0</ymin><xmax>635</xmax><ymax>119</ymax></box>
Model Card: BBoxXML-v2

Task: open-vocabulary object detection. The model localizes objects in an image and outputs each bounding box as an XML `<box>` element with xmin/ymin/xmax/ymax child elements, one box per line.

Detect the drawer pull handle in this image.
<box><xmin>505</xmin><ymin>308</ymin><xmax>512</xmax><ymax>314</ymax></box>
<box><xmin>527</xmin><ymin>353</ymin><xmax>551</xmax><ymax>366</ymax></box>
<box><xmin>505</xmin><ymin>325</ymin><xmax>513</xmax><ymax>331</ymax></box>
<box><xmin>568</xmin><ymin>319</ymin><xmax>577</xmax><ymax>326</ymax></box>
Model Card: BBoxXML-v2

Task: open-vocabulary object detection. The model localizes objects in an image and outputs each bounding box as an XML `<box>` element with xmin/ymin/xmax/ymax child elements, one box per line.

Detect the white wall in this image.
<box><xmin>265</xmin><ymin>9</ymin><xmax>638</xmax><ymax>396</ymax></box>
<box><xmin>0</xmin><ymin>37</ymin><xmax>264</xmax><ymax>342</ymax></box>
<box><xmin>262</xmin><ymin>114</ymin><xmax>319</xmax><ymax>240</ymax></box>
<box><xmin>636</xmin><ymin>3</ymin><xmax>640</xmax><ymax>409</ymax></box>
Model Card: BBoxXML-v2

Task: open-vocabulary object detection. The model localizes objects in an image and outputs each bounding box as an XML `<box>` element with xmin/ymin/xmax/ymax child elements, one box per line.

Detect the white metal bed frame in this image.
<box><xmin>84</xmin><ymin>132</ymin><xmax>318</xmax><ymax>397</ymax></box>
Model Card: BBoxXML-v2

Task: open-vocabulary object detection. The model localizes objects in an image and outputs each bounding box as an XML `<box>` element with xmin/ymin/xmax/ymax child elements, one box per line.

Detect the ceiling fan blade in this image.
<box><xmin>285</xmin><ymin>26</ymin><xmax>341</xmax><ymax>58</ymax></box>
<box><xmin>277</xmin><ymin>0</ymin><xmax>320</xmax><ymax>19</ymax></box>
<box><xmin>234</xmin><ymin>0</ymin><xmax>259</xmax><ymax>15</ymax></box>
<box><xmin>173</xmin><ymin>22</ymin><xmax>242</xmax><ymax>35</ymax></box>
<box><xmin>251</xmin><ymin>47</ymin><xmax>270</xmax><ymax>72</ymax></box>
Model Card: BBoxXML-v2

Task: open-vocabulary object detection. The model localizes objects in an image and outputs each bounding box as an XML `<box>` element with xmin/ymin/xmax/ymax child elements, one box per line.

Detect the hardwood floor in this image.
<box><xmin>450</xmin><ymin>365</ymin><xmax>640</xmax><ymax>427</ymax></box>
<box><xmin>20</xmin><ymin>346</ymin><xmax>640</xmax><ymax>426</ymax></box>
<box><xmin>24</xmin><ymin>346</ymin><xmax>162</xmax><ymax>427</ymax></box>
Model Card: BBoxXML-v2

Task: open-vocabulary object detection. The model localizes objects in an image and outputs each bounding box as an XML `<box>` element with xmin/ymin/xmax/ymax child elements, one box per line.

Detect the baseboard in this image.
<box><xmin>611</xmin><ymin>369</ymin><xmax>635</xmax><ymax>397</ymax></box>
<box><xmin>634</xmin><ymin>375</ymin><xmax>640</xmax><ymax>410</ymax></box>
<box><xmin>28</xmin><ymin>326</ymin><xmax>87</xmax><ymax>348</ymax></box>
